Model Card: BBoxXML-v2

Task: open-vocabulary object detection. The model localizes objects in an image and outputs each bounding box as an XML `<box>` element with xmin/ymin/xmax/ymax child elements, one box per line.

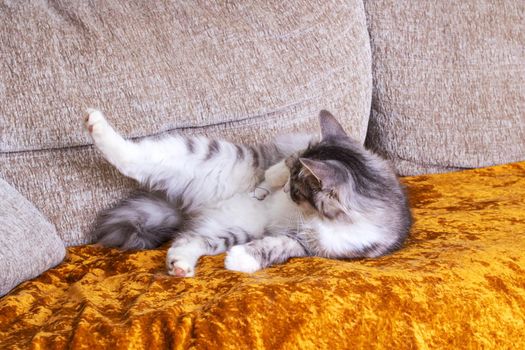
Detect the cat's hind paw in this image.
<box><xmin>225</xmin><ymin>245</ymin><xmax>262</xmax><ymax>273</ymax></box>
<box><xmin>84</xmin><ymin>108</ymin><xmax>109</xmax><ymax>135</ymax></box>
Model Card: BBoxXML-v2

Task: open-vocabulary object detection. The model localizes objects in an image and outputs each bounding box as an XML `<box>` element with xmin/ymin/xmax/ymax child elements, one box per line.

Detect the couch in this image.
<box><xmin>1</xmin><ymin>0</ymin><xmax>524</xmax><ymax>348</ymax></box>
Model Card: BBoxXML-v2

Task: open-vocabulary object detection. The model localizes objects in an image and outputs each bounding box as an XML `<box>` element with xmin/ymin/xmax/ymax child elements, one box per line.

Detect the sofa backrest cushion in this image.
<box><xmin>364</xmin><ymin>0</ymin><xmax>525</xmax><ymax>175</ymax></box>
<box><xmin>0</xmin><ymin>0</ymin><xmax>372</xmax><ymax>245</ymax></box>
<box><xmin>1</xmin><ymin>0</ymin><xmax>371</xmax><ymax>153</ymax></box>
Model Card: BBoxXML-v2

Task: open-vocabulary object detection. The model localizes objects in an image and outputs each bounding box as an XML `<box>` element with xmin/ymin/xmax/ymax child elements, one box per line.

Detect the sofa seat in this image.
<box><xmin>1</xmin><ymin>162</ymin><xmax>524</xmax><ymax>349</ymax></box>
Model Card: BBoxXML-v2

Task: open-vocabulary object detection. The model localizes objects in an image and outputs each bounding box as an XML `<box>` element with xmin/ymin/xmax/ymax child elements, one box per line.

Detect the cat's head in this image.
<box><xmin>285</xmin><ymin>110</ymin><xmax>384</xmax><ymax>220</ymax></box>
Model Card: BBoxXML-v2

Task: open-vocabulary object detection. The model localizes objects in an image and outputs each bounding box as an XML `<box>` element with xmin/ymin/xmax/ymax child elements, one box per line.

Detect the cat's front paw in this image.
<box><xmin>264</xmin><ymin>160</ymin><xmax>290</xmax><ymax>188</ymax></box>
<box><xmin>225</xmin><ymin>245</ymin><xmax>262</xmax><ymax>273</ymax></box>
<box><xmin>253</xmin><ymin>185</ymin><xmax>271</xmax><ymax>200</ymax></box>
<box><xmin>166</xmin><ymin>250</ymin><xmax>195</xmax><ymax>277</ymax></box>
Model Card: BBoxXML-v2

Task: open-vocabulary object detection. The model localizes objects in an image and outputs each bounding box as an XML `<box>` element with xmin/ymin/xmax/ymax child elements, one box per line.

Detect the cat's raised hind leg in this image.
<box><xmin>85</xmin><ymin>108</ymin><xmax>265</xmax><ymax>202</ymax></box>
<box><xmin>85</xmin><ymin>108</ymin><xmax>152</xmax><ymax>183</ymax></box>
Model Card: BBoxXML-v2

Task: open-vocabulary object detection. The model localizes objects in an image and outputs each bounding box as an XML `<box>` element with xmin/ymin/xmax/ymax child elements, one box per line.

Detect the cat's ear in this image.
<box><xmin>319</xmin><ymin>110</ymin><xmax>347</xmax><ymax>140</ymax></box>
<box><xmin>299</xmin><ymin>158</ymin><xmax>342</xmax><ymax>189</ymax></box>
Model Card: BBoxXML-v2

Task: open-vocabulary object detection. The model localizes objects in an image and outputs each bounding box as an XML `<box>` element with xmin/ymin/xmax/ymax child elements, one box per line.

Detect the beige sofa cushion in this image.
<box><xmin>0</xmin><ymin>178</ymin><xmax>66</xmax><ymax>296</ymax></box>
<box><xmin>364</xmin><ymin>0</ymin><xmax>525</xmax><ymax>175</ymax></box>
<box><xmin>0</xmin><ymin>0</ymin><xmax>372</xmax><ymax>245</ymax></box>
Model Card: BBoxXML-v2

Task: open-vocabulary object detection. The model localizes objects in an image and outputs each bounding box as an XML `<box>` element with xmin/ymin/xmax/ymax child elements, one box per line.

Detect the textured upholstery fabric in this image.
<box><xmin>0</xmin><ymin>0</ymin><xmax>372</xmax><ymax>245</ymax></box>
<box><xmin>0</xmin><ymin>178</ymin><xmax>65</xmax><ymax>297</ymax></box>
<box><xmin>363</xmin><ymin>0</ymin><xmax>525</xmax><ymax>175</ymax></box>
<box><xmin>1</xmin><ymin>162</ymin><xmax>524</xmax><ymax>349</ymax></box>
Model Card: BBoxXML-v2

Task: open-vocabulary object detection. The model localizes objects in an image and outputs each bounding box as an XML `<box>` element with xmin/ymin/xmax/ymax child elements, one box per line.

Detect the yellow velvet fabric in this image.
<box><xmin>1</xmin><ymin>162</ymin><xmax>525</xmax><ymax>349</ymax></box>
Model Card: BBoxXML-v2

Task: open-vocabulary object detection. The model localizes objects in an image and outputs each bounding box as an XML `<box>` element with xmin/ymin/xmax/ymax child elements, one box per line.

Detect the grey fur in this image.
<box><xmin>243</xmin><ymin>234</ymin><xmax>308</xmax><ymax>269</ymax></box>
<box><xmin>95</xmin><ymin>191</ymin><xmax>181</xmax><ymax>249</ymax></box>
<box><xmin>185</xmin><ymin>137</ymin><xmax>195</xmax><ymax>154</ymax></box>
<box><xmin>235</xmin><ymin>144</ymin><xmax>245</xmax><ymax>161</ymax></box>
<box><xmin>204</xmin><ymin>140</ymin><xmax>220</xmax><ymax>160</ymax></box>
<box><xmin>255</xmin><ymin>143</ymin><xmax>282</xmax><ymax>169</ymax></box>
<box><xmin>249</xmin><ymin>145</ymin><xmax>260</xmax><ymax>168</ymax></box>
<box><xmin>247</xmin><ymin>143</ymin><xmax>282</xmax><ymax>170</ymax></box>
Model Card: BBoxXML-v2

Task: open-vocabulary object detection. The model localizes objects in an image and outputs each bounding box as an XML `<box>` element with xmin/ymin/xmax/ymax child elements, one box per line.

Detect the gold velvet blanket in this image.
<box><xmin>1</xmin><ymin>162</ymin><xmax>525</xmax><ymax>349</ymax></box>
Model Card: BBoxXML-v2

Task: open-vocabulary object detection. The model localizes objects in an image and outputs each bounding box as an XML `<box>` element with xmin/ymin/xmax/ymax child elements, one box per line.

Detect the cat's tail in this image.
<box><xmin>94</xmin><ymin>191</ymin><xmax>182</xmax><ymax>250</ymax></box>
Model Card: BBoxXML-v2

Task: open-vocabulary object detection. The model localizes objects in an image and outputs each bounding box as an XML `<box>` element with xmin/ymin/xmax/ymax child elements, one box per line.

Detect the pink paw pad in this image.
<box><xmin>173</xmin><ymin>267</ymin><xmax>186</xmax><ymax>277</ymax></box>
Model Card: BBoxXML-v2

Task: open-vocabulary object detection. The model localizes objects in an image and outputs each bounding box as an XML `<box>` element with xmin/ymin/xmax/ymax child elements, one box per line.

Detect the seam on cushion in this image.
<box><xmin>0</xmin><ymin>110</ymin><xmax>313</xmax><ymax>155</ymax></box>
<box><xmin>1</xmin><ymin>52</ymin><xmax>365</xmax><ymax>153</ymax></box>
<box><xmin>393</xmin><ymin>154</ymin><xmax>469</xmax><ymax>171</ymax></box>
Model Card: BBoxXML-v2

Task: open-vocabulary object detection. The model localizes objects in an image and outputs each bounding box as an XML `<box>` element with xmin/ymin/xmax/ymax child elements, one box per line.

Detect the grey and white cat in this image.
<box><xmin>85</xmin><ymin>109</ymin><xmax>411</xmax><ymax>277</ymax></box>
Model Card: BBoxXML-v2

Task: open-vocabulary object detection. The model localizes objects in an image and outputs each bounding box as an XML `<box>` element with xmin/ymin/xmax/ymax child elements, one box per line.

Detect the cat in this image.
<box><xmin>85</xmin><ymin>109</ymin><xmax>412</xmax><ymax>277</ymax></box>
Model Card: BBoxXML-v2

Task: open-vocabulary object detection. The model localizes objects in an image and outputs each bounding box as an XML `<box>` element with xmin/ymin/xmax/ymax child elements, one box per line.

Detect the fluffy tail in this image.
<box><xmin>94</xmin><ymin>191</ymin><xmax>182</xmax><ymax>250</ymax></box>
